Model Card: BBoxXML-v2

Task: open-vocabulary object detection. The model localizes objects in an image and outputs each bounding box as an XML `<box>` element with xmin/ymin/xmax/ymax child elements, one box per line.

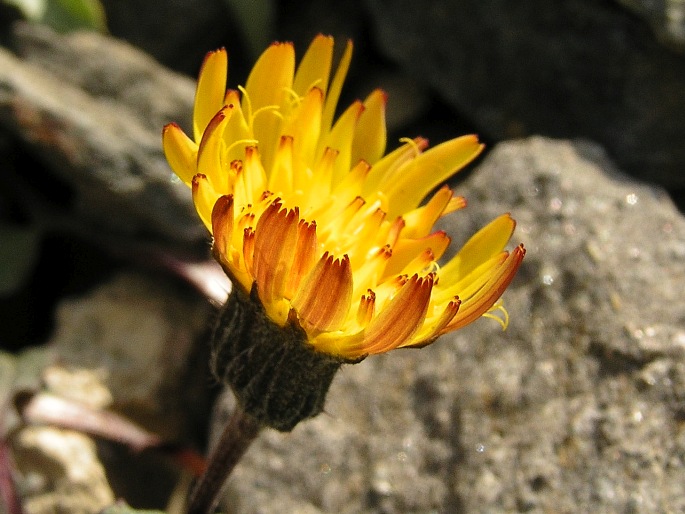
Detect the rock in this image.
<box><xmin>364</xmin><ymin>0</ymin><xmax>685</xmax><ymax>191</ymax></box>
<box><xmin>210</xmin><ymin>137</ymin><xmax>685</xmax><ymax>513</ymax></box>
<box><xmin>49</xmin><ymin>271</ymin><xmax>214</xmax><ymax>442</ymax></box>
<box><xmin>0</xmin><ymin>22</ymin><xmax>204</xmax><ymax>253</ymax></box>
<box><xmin>4</xmin><ymin>270</ymin><xmax>216</xmax><ymax>513</ymax></box>
<box><xmin>10</xmin><ymin>426</ymin><xmax>115</xmax><ymax>514</ymax></box>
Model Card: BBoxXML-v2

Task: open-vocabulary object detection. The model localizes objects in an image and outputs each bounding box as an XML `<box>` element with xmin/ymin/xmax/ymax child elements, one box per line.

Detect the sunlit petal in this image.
<box><xmin>162</xmin><ymin>123</ymin><xmax>198</xmax><ymax>186</ymax></box>
<box><xmin>292</xmin><ymin>34</ymin><xmax>333</xmax><ymax>98</ymax></box>
<box><xmin>381</xmin><ymin>135</ymin><xmax>484</xmax><ymax>216</ymax></box>
<box><xmin>441</xmin><ymin>213</ymin><xmax>516</xmax><ymax>278</ymax></box>
<box><xmin>356</xmin><ymin>273</ymin><xmax>435</xmax><ymax>356</ymax></box>
<box><xmin>194</xmin><ymin>49</ymin><xmax>228</xmax><ymax>142</ymax></box>
<box><xmin>352</xmin><ymin>89</ymin><xmax>387</xmax><ymax>167</ymax></box>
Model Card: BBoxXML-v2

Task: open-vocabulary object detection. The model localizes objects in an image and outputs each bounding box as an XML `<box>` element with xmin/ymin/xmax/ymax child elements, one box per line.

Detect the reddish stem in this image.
<box><xmin>186</xmin><ymin>406</ymin><xmax>261</xmax><ymax>514</ymax></box>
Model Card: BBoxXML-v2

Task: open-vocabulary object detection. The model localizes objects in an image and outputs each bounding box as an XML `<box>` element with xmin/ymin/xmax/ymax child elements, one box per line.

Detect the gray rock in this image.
<box><xmin>364</xmin><ymin>0</ymin><xmax>685</xmax><ymax>190</ymax></box>
<box><xmin>0</xmin><ymin>22</ymin><xmax>203</xmax><ymax>252</ymax></box>
<box><xmin>49</xmin><ymin>271</ymin><xmax>213</xmax><ymax>442</ymax></box>
<box><xmin>213</xmin><ymin>137</ymin><xmax>685</xmax><ymax>513</ymax></box>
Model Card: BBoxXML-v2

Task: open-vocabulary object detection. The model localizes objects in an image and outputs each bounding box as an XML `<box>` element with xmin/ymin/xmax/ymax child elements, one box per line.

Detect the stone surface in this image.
<box><xmin>0</xmin><ymin>22</ymin><xmax>204</xmax><ymax>253</ymax></box>
<box><xmin>10</xmin><ymin>426</ymin><xmax>115</xmax><ymax>514</ymax></box>
<box><xmin>49</xmin><ymin>271</ymin><xmax>213</xmax><ymax>442</ymax></box>
<box><xmin>211</xmin><ymin>137</ymin><xmax>685</xmax><ymax>513</ymax></box>
<box><xmin>3</xmin><ymin>271</ymin><xmax>216</xmax><ymax>513</ymax></box>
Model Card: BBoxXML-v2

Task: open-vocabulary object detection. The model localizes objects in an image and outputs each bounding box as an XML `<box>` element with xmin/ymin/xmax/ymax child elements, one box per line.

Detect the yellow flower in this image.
<box><xmin>163</xmin><ymin>34</ymin><xmax>525</xmax><ymax>361</ymax></box>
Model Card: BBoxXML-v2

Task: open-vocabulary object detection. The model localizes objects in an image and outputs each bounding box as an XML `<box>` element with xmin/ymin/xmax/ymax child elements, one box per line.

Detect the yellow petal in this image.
<box><xmin>241</xmin><ymin>146</ymin><xmax>268</xmax><ymax>204</ymax></box>
<box><xmin>268</xmin><ymin>135</ymin><xmax>295</xmax><ymax>194</ymax></box>
<box><xmin>244</xmin><ymin>42</ymin><xmax>295</xmax><ymax>171</ymax></box>
<box><xmin>440</xmin><ymin>213</ymin><xmax>516</xmax><ymax>279</ymax></box>
<box><xmin>283</xmin><ymin>87</ymin><xmax>323</xmax><ymax>170</ymax></box>
<box><xmin>330</xmin><ymin>159</ymin><xmax>371</xmax><ymax>204</ymax></box>
<box><xmin>321</xmin><ymin>39</ymin><xmax>353</xmax><ymax>136</ymax></box>
<box><xmin>292</xmin><ymin>34</ymin><xmax>334</xmax><ymax>98</ymax></box>
<box><xmin>383</xmin><ymin>231</ymin><xmax>450</xmax><ymax>278</ymax></box>
<box><xmin>381</xmin><ymin>135</ymin><xmax>484</xmax><ymax>216</ymax></box>
<box><xmin>162</xmin><ymin>123</ymin><xmax>198</xmax><ymax>186</ymax></box>
<box><xmin>194</xmin><ymin>49</ymin><xmax>228</xmax><ymax>142</ymax></box>
<box><xmin>401</xmin><ymin>186</ymin><xmax>453</xmax><ymax>239</ymax></box>
<box><xmin>221</xmin><ymin>94</ymin><xmax>254</xmax><ymax>164</ymax></box>
<box><xmin>434</xmin><ymin>252</ymin><xmax>507</xmax><ymax>305</ymax></box>
<box><xmin>362</xmin><ymin>137</ymin><xmax>428</xmax><ymax>197</ymax></box>
<box><xmin>197</xmin><ymin>106</ymin><xmax>233</xmax><ymax>192</ymax></box>
<box><xmin>191</xmin><ymin>174</ymin><xmax>219</xmax><ymax>230</ymax></box>
<box><xmin>442</xmin><ymin>195</ymin><xmax>468</xmax><ymax>217</ymax></box>
<box><xmin>304</xmin><ymin>147</ymin><xmax>338</xmax><ymax>209</ymax></box>
<box><xmin>350</xmin><ymin>244</ymin><xmax>392</xmax><ymax>297</ymax></box>
<box><xmin>318</xmin><ymin>100</ymin><xmax>364</xmax><ymax>186</ymax></box>
<box><xmin>352</xmin><ymin>89</ymin><xmax>387</xmax><ymax>167</ymax></box>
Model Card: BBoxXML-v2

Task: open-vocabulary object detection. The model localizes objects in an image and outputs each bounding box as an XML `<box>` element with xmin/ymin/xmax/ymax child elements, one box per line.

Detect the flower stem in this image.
<box><xmin>186</xmin><ymin>405</ymin><xmax>262</xmax><ymax>514</ymax></box>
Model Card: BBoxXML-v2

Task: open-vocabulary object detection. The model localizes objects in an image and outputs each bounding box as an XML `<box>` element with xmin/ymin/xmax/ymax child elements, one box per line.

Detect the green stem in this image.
<box><xmin>186</xmin><ymin>406</ymin><xmax>262</xmax><ymax>514</ymax></box>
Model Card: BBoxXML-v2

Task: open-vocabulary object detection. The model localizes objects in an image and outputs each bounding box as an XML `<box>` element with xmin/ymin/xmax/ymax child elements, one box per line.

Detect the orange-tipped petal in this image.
<box><xmin>443</xmin><ymin>244</ymin><xmax>525</xmax><ymax>332</ymax></box>
<box><xmin>356</xmin><ymin>290</ymin><xmax>376</xmax><ymax>327</ymax></box>
<box><xmin>211</xmin><ymin>194</ymin><xmax>235</xmax><ymax>258</ymax></box>
<box><xmin>357</xmin><ymin>273</ymin><xmax>435</xmax><ymax>355</ymax></box>
<box><xmin>284</xmin><ymin>219</ymin><xmax>318</xmax><ymax>298</ymax></box>
<box><xmin>292</xmin><ymin>252</ymin><xmax>353</xmax><ymax>332</ymax></box>
<box><xmin>401</xmin><ymin>297</ymin><xmax>461</xmax><ymax>348</ymax></box>
<box><xmin>166</xmin><ymin>36</ymin><xmax>526</xmax><ymax>360</ymax></box>
<box><xmin>197</xmin><ymin>107</ymin><xmax>233</xmax><ymax>191</ymax></box>
<box><xmin>253</xmin><ymin>201</ymin><xmax>300</xmax><ymax>307</ymax></box>
<box><xmin>242</xmin><ymin>227</ymin><xmax>255</xmax><ymax>275</ymax></box>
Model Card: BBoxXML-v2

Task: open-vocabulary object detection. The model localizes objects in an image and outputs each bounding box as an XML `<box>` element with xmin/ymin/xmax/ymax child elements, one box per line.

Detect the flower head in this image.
<box><xmin>163</xmin><ymin>35</ymin><xmax>525</xmax><ymax>361</ymax></box>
